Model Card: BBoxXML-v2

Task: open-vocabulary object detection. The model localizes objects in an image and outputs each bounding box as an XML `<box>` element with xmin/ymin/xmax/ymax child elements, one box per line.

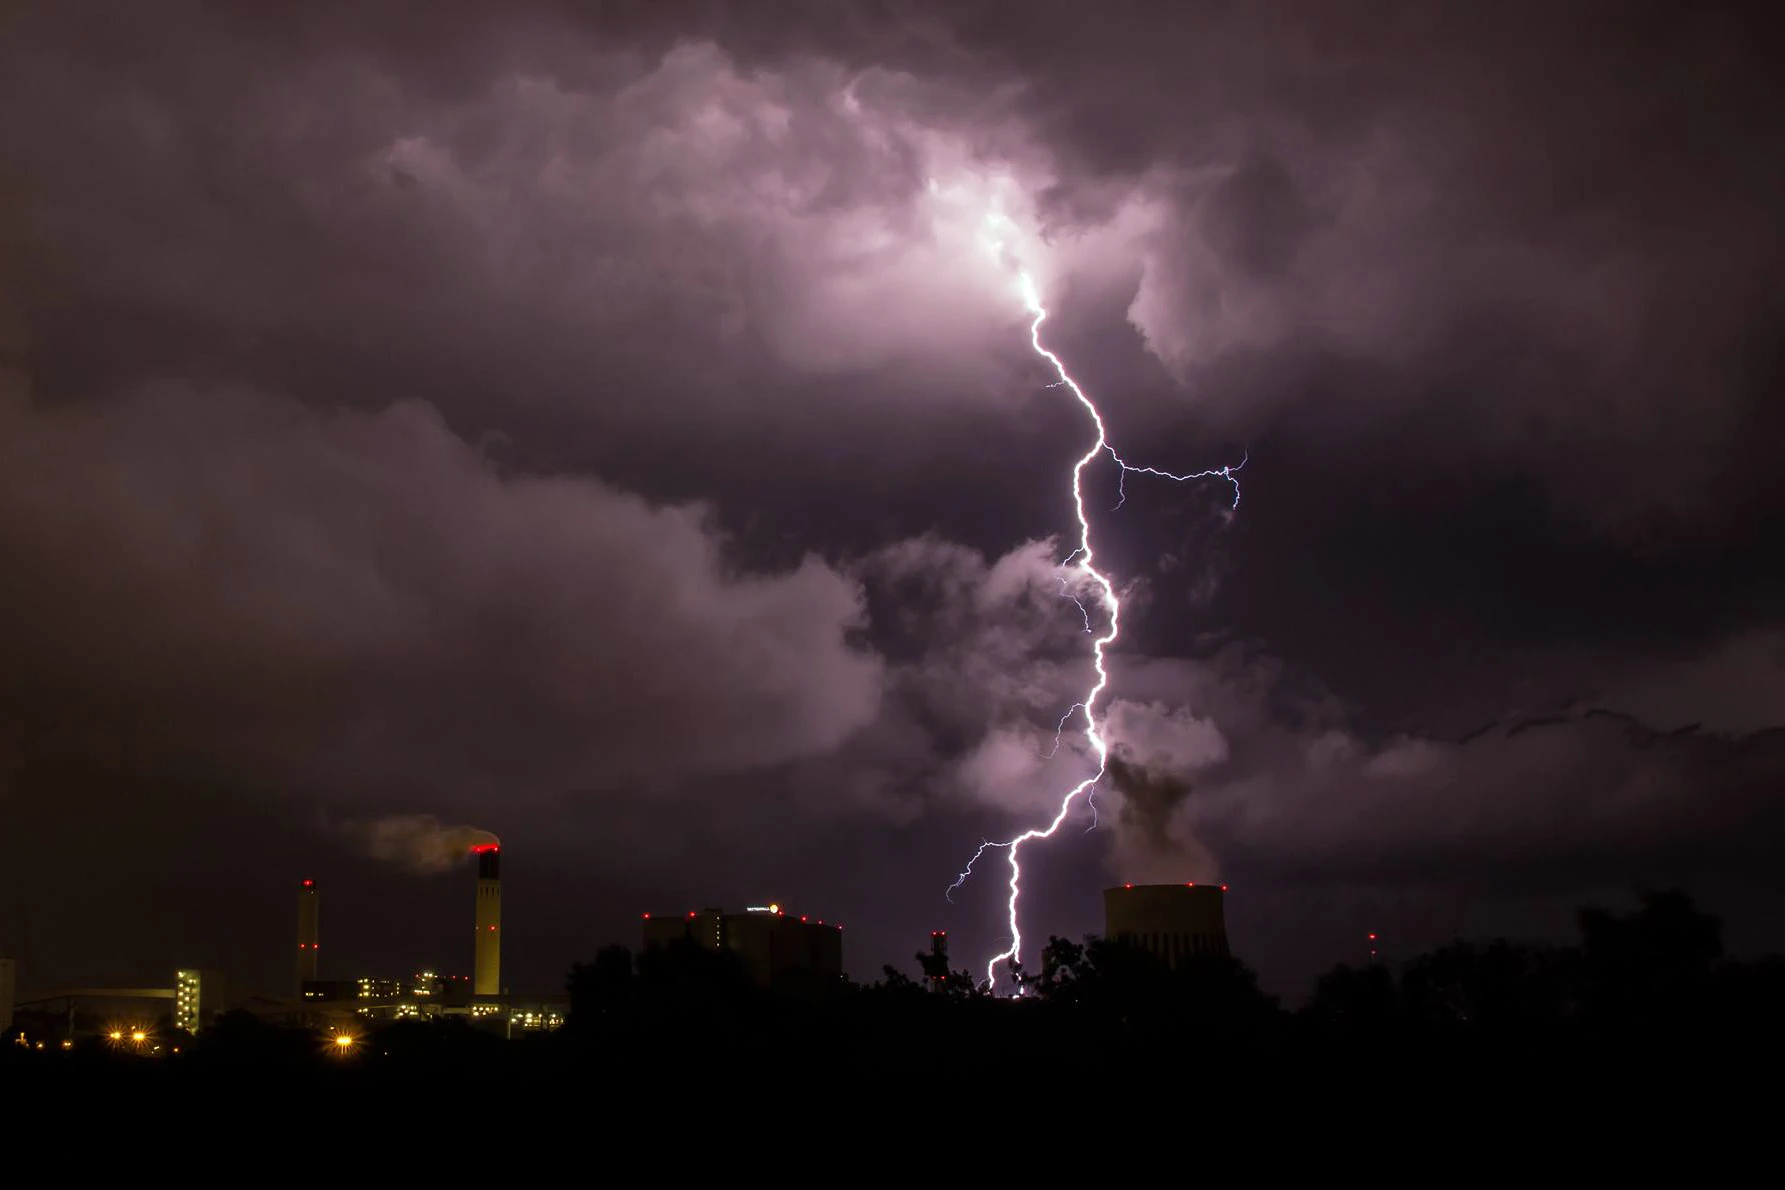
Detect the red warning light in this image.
<box><xmin>1186</xmin><ymin>882</ymin><xmax>1195</xmax><ymax>887</ymax></box>
<box><xmin>469</xmin><ymin>844</ymin><xmax>499</xmax><ymax>854</ymax></box>
<box><xmin>1368</xmin><ymin>933</ymin><xmax>1378</xmax><ymax>941</ymax></box>
<box><xmin>799</xmin><ymin>916</ymin><xmax>808</xmax><ymax>923</ymax></box>
<box><xmin>302</xmin><ymin>879</ymin><xmax>314</xmax><ymax>887</ymax></box>
<box><xmin>642</xmin><ymin>913</ymin><xmax>651</xmax><ymax>920</ymax></box>
<box><xmin>1124</xmin><ymin>883</ymin><xmax>1133</xmax><ymax>889</ymax></box>
<box><xmin>687</xmin><ymin>911</ymin><xmax>696</xmax><ymax>919</ymax></box>
<box><xmin>1221</xmin><ymin>884</ymin><xmax>1229</xmax><ymax>891</ymax></box>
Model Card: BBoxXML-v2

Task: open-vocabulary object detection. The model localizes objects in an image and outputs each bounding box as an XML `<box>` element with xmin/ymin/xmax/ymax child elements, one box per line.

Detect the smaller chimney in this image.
<box><xmin>926</xmin><ymin>930</ymin><xmax>949</xmax><ymax>991</ymax></box>
<box><xmin>295</xmin><ymin>879</ymin><xmax>319</xmax><ymax>1000</ymax></box>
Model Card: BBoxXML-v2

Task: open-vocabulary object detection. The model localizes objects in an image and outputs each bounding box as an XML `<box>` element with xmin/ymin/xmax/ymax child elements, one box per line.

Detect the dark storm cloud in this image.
<box><xmin>814</xmin><ymin>535</ymin><xmax>1094</xmax><ymax>822</ymax></box>
<box><xmin>1094</xmin><ymin>646</ymin><xmax>1785</xmax><ymax>891</ymax></box>
<box><xmin>0</xmin><ymin>371</ymin><xmax>880</xmax><ymax>802</ymax></box>
<box><xmin>8</xmin><ymin>1</ymin><xmax>1777</xmax><ymax>541</ymax></box>
<box><xmin>0</xmin><ymin>6</ymin><xmax>1043</xmax><ymax>451</ymax></box>
<box><xmin>2</xmin><ymin>0</ymin><xmax>1782</xmax><ymax>994</ymax></box>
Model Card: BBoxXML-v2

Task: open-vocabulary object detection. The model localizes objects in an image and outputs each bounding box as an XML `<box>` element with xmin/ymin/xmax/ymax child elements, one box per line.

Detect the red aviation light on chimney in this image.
<box><xmin>470</xmin><ymin>844</ymin><xmax>499</xmax><ymax>854</ymax></box>
<box><xmin>1221</xmin><ymin>884</ymin><xmax>1229</xmax><ymax>891</ymax></box>
<box><xmin>302</xmin><ymin>879</ymin><xmax>313</xmax><ymax>887</ymax></box>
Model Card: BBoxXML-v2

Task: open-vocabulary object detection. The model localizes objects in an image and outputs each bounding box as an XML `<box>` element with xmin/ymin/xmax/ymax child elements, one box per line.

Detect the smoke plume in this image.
<box><xmin>357</xmin><ymin>814</ymin><xmax>500</xmax><ymax>874</ymax></box>
<box><xmin>1107</xmin><ymin>750</ymin><xmax>1194</xmax><ymax>850</ymax></box>
<box><xmin>1105</xmin><ymin>747</ymin><xmax>1219</xmax><ymax>883</ymax></box>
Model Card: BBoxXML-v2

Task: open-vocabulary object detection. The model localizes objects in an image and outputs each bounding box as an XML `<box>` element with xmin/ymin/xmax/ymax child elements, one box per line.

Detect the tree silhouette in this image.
<box><xmin>1400</xmin><ymin>939</ymin><xmax>1574</xmax><ymax>1034</ymax></box>
<box><xmin>1307</xmin><ymin>962</ymin><xmax>1399</xmax><ymax>1039</ymax></box>
<box><xmin>1578</xmin><ymin>887</ymin><xmax>1722</xmax><ymax>1032</ymax></box>
<box><xmin>566</xmin><ymin>943</ymin><xmax>637</xmax><ymax>1032</ymax></box>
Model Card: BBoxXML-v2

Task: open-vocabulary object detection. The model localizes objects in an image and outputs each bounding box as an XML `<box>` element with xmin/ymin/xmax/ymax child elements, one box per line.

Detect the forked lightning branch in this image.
<box><xmin>948</xmin><ymin>262</ymin><xmax>1242</xmax><ymax>992</ymax></box>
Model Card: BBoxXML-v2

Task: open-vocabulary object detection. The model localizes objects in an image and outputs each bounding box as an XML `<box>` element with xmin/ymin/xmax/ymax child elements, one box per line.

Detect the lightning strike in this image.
<box><xmin>952</xmin><ymin>267</ymin><xmax>1242</xmax><ymax>993</ymax></box>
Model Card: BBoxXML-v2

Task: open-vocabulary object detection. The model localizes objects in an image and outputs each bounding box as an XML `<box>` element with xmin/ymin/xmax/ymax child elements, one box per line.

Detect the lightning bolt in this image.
<box><xmin>951</xmin><ymin>269</ymin><xmax>1242</xmax><ymax>993</ymax></box>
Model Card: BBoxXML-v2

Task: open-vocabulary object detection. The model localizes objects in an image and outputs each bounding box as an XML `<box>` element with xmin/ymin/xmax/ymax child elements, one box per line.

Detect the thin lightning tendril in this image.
<box><xmin>950</xmin><ymin>269</ymin><xmax>1242</xmax><ymax>993</ymax></box>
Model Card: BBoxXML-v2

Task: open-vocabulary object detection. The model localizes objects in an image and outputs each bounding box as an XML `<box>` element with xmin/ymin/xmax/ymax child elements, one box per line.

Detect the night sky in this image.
<box><xmin>3</xmin><ymin>1</ymin><xmax>1783</xmax><ymax>1004</ymax></box>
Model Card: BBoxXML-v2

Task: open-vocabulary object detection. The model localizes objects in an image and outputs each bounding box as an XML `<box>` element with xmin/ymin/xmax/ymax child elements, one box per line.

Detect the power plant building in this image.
<box><xmin>3</xmin><ymin>839</ymin><xmax>550</xmax><ymax>1045</ymax></box>
<box><xmin>642</xmin><ymin>905</ymin><xmax>843</xmax><ymax>993</ymax></box>
<box><xmin>287</xmin><ymin>840</ymin><xmax>541</xmax><ymax>1033</ymax></box>
<box><xmin>1103</xmin><ymin>883</ymin><xmax>1230</xmax><ymax>966</ymax></box>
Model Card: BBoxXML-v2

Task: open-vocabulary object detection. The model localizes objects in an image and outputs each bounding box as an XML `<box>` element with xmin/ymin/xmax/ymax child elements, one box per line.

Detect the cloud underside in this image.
<box><xmin>0</xmin><ymin>1</ymin><xmax>1780</xmax><ymax>910</ymax></box>
<box><xmin>0</xmin><ymin>375</ymin><xmax>881</xmax><ymax>800</ymax></box>
<box><xmin>859</xmin><ymin>541</ymin><xmax>1785</xmax><ymax>892</ymax></box>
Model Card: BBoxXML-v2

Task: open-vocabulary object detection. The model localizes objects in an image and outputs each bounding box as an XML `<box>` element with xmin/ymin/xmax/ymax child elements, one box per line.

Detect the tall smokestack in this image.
<box><xmin>473</xmin><ymin>845</ymin><xmax>500</xmax><ymax>997</ymax></box>
<box><xmin>296</xmin><ymin>878</ymin><xmax>319</xmax><ymax>999</ymax></box>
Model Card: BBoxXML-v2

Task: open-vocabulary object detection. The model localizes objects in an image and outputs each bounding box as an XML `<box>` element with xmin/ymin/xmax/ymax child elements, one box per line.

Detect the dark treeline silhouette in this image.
<box><xmin>1303</xmin><ymin>889</ymin><xmax>1785</xmax><ymax>1061</ymax></box>
<box><xmin>552</xmin><ymin>886</ymin><xmax>1785</xmax><ymax>1084</ymax></box>
<box><xmin>8</xmin><ymin>888</ymin><xmax>1783</xmax><ymax>1097</ymax></box>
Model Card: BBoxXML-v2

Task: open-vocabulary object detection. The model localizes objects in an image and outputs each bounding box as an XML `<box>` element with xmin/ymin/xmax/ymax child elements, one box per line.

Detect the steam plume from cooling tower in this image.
<box><xmin>357</xmin><ymin>814</ymin><xmax>501</xmax><ymax>874</ymax></box>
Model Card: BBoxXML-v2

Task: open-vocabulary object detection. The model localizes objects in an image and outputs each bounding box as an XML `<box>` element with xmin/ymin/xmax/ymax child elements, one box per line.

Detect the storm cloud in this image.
<box><xmin>2</xmin><ymin>0</ymin><xmax>1781</xmax><ymax>998</ymax></box>
<box><xmin>0</xmin><ymin>371</ymin><xmax>881</xmax><ymax>802</ymax></box>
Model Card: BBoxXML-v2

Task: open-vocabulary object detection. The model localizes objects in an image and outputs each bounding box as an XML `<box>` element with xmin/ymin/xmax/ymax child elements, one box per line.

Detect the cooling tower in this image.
<box><xmin>473</xmin><ymin>845</ymin><xmax>501</xmax><ymax>997</ymax></box>
<box><xmin>295</xmin><ymin>878</ymin><xmax>319</xmax><ymax>998</ymax></box>
<box><xmin>1102</xmin><ymin>883</ymin><xmax>1230</xmax><ymax>967</ymax></box>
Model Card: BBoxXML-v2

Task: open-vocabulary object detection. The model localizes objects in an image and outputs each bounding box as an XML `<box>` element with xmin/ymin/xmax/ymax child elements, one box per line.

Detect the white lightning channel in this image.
<box><xmin>950</xmin><ymin>269</ymin><xmax>1242</xmax><ymax>993</ymax></box>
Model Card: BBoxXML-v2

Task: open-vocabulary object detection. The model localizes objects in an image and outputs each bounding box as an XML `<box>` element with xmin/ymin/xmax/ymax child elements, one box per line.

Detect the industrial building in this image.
<box><xmin>642</xmin><ymin>904</ymin><xmax>844</xmax><ymax>994</ymax></box>
<box><xmin>290</xmin><ymin>842</ymin><xmax>563</xmax><ymax>1036</ymax></box>
<box><xmin>9</xmin><ymin>985</ymin><xmax>180</xmax><ymax>1046</ymax></box>
<box><xmin>4</xmin><ymin>840</ymin><xmax>565</xmax><ymax>1046</ymax></box>
<box><xmin>1103</xmin><ymin>883</ymin><xmax>1231</xmax><ymax>967</ymax></box>
<box><xmin>173</xmin><ymin>968</ymin><xmax>227</xmax><ymax>1033</ymax></box>
<box><xmin>293</xmin><ymin>849</ymin><xmax>504</xmax><ymax>1007</ymax></box>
